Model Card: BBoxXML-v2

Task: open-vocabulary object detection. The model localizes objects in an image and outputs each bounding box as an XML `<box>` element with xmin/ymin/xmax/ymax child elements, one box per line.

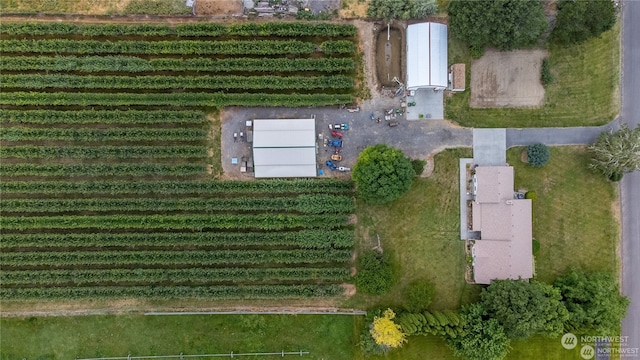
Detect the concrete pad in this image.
<box><xmin>405</xmin><ymin>89</ymin><xmax>444</xmax><ymax>120</ymax></box>
<box><xmin>473</xmin><ymin>128</ymin><xmax>506</xmax><ymax>166</ymax></box>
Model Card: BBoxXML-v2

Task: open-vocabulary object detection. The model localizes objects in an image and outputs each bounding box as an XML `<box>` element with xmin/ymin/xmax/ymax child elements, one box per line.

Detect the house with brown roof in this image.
<box><xmin>470</xmin><ymin>166</ymin><xmax>533</xmax><ymax>284</ymax></box>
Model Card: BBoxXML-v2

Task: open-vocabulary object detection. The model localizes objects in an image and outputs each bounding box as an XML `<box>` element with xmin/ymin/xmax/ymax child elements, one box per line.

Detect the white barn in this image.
<box><xmin>252</xmin><ymin>118</ymin><xmax>317</xmax><ymax>178</ymax></box>
<box><xmin>406</xmin><ymin>22</ymin><xmax>448</xmax><ymax>91</ymax></box>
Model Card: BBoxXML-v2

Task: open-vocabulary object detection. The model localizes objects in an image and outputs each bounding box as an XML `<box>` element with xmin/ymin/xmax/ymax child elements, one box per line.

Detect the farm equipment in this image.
<box><xmin>388</xmin><ymin>121</ymin><xmax>399</xmax><ymax>127</ymax></box>
<box><xmin>347</xmin><ymin>106</ymin><xmax>360</xmax><ymax>113</ymax></box>
<box><xmin>328</xmin><ymin>123</ymin><xmax>349</xmax><ymax>130</ymax></box>
<box><xmin>325</xmin><ymin>160</ymin><xmax>338</xmax><ymax>171</ymax></box>
<box><xmin>331</xmin><ymin>154</ymin><xmax>343</xmax><ymax>161</ymax></box>
<box><xmin>407</xmin><ymin>102</ymin><xmax>416</xmax><ymax>107</ymax></box>
<box><xmin>338</xmin><ymin>167</ymin><xmax>351</xmax><ymax>172</ymax></box>
<box><xmin>331</xmin><ymin>130</ymin><xmax>343</xmax><ymax>139</ymax></box>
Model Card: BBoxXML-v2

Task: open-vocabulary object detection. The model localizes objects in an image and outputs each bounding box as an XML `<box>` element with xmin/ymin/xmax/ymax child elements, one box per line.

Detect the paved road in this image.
<box><xmin>505</xmin><ymin>125</ymin><xmax>610</xmax><ymax>148</ymax></box>
<box><xmin>620</xmin><ymin>0</ymin><xmax>640</xmax><ymax>349</ymax></box>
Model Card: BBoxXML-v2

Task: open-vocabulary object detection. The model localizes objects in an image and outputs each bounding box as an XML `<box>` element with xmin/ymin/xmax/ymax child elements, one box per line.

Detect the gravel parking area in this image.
<box><xmin>220</xmin><ymin>102</ymin><xmax>472</xmax><ymax>179</ymax></box>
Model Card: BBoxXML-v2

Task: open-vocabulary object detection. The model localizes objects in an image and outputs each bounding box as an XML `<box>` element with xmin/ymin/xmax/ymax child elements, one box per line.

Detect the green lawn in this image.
<box><xmin>345</xmin><ymin>148</ymin><xmax>482</xmax><ymax>311</ymax></box>
<box><xmin>508</xmin><ymin>146</ymin><xmax>618</xmax><ymax>283</ymax></box>
<box><xmin>445</xmin><ymin>22</ymin><xmax>620</xmax><ymax>128</ymax></box>
<box><xmin>0</xmin><ymin>314</ymin><xmax>360</xmax><ymax>360</ymax></box>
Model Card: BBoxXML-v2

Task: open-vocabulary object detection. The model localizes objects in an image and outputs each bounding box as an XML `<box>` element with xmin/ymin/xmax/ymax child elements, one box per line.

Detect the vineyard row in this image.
<box><xmin>0</xmin><ymin>178</ymin><xmax>354</xmax><ymax>195</ymax></box>
<box><xmin>0</xmin><ymin>267</ymin><xmax>350</xmax><ymax>286</ymax></box>
<box><xmin>0</xmin><ymin>163</ymin><xmax>207</xmax><ymax>177</ymax></box>
<box><xmin>0</xmin><ymin>230</ymin><xmax>354</xmax><ymax>250</ymax></box>
<box><xmin>0</xmin><ymin>127</ymin><xmax>207</xmax><ymax>142</ymax></box>
<box><xmin>0</xmin><ymin>39</ymin><xmax>356</xmax><ymax>55</ymax></box>
<box><xmin>1</xmin><ymin>194</ymin><xmax>355</xmax><ymax>215</ymax></box>
<box><xmin>0</xmin><ymin>249</ymin><xmax>353</xmax><ymax>267</ymax></box>
<box><xmin>0</xmin><ymin>145</ymin><xmax>207</xmax><ymax>159</ymax></box>
<box><xmin>0</xmin><ymin>213</ymin><xmax>348</xmax><ymax>231</ymax></box>
<box><xmin>0</xmin><ymin>74</ymin><xmax>354</xmax><ymax>91</ymax></box>
<box><xmin>0</xmin><ymin>109</ymin><xmax>207</xmax><ymax>125</ymax></box>
<box><xmin>0</xmin><ymin>284</ymin><xmax>343</xmax><ymax>300</ymax></box>
<box><xmin>0</xmin><ymin>22</ymin><xmax>357</xmax><ymax>38</ymax></box>
<box><xmin>0</xmin><ymin>56</ymin><xmax>356</xmax><ymax>74</ymax></box>
<box><xmin>0</xmin><ymin>92</ymin><xmax>354</xmax><ymax>107</ymax></box>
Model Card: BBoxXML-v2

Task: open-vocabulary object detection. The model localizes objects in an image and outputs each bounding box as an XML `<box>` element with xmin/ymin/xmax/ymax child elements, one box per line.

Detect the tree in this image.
<box><xmin>367</xmin><ymin>0</ymin><xmax>438</xmax><ymax>22</ymax></box>
<box><xmin>555</xmin><ymin>271</ymin><xmax>630</xmax><ymax>336</ymax></box>
<box><xmin>352</xmin><ymin>144</ymin><xmax>415</xmax><ymax>204</ymax></box>
<box><xmin>480</xmin><ymin>280</ymin><xmax>569</xmax><ymax>339</ymax></box>
<box><xmin>446</xmin><ymin>304</ymin><xmax>511</xmax><ymax>360</ymax></box>
<box><xmin>403</xmin><ymin>279</ymin><xmax>435</xmax><ymax>312</ymax></box>
<box><xmin>370</xmin><ymin>309</ymin><xmax>407</xmax><ymax>350</ymax></box>
<box><xmin>448</xmin><ymin>0</ymin><xmax>548</xmax><ymax>52</ymax></box>
<box><xmin>588</xmin><ymin>125</ymin><xmax>640</xmax><ymax>181</ymax></box>
<box><xmin>553</xmin><ymin>0</ymin><xmax>617</xmax><ymax>45</ymax></box>
<box><xmin>355</xmin><ymin>250</ymin><xmax>394</xmax><ymax>295</ymax></box>
<box><xmin>527</xmin><ymin>143</ymin><xmax>551</xmax><ymax>167</ymax></box>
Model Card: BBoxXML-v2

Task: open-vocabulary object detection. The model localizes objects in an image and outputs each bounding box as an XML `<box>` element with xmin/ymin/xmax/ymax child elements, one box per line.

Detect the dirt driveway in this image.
<box><xmin>470</xmin><ymin>48</ymin><xmax>548</xmax><ymax>108</ymax></box>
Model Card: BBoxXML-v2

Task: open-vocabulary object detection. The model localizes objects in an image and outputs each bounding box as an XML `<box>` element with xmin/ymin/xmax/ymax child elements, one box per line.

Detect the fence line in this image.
<box><xmin>77</xmin><ymin>350</ymin><xmax>309</xmax><ymax>360</ymax></box>
<box><xmin>144</xmin><ymin>310</ymin><xmax>366</xmax><ymax>316</ymax></box>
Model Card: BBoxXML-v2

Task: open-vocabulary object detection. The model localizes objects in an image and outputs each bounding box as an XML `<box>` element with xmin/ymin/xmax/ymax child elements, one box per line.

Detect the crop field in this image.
<box><xmin>0</xmin><ymin>21</ymin><xmax>357</xmax><ymax>302</ymax></box>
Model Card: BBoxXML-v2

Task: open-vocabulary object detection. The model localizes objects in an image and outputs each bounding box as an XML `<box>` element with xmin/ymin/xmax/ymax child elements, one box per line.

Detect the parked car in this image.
<box><xmin>331</xmin><ymin>154</ymin><xmax>343</xmax><ymax>161</ymax></box>
<box><xmin>328</xmin><ymin>140</ymin><xmax>343</xmax><ymax>147</ymax></box>
<box><xmin>325</xmin><ymin>160</ymin><xmax>338</xmax><ymax>170</ymax></box>
<box><xmin>331</xmin><ymin>130</ymin><xmax>343</xmax><ymax>139</ymax></box>
<box><xmin>328</xmin><ymin>123</ymin><xmax>350</xmax><ymax>130</ymax></box>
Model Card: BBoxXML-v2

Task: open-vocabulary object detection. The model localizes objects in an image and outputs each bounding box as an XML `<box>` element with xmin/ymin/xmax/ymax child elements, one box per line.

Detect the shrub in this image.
<box><xmin>532</xmin><ymin>239</ymin><xmax>540</xmax><ymax>256</ymax></box>
<box><xmin>609</xmin><ymin>172</ymin><xmax>623</xmax><ymax>182</ymax></box>
<box><xmin>527</xmin><ymin>144</ymin><xmax>551</xmax><ymax>167</ymax></box>
<box><xmin>403</xmin><ymin>279</ymin><xmax>435</xmax><ymax>312</ymax></box>
<box><xmin>355</xmin><ymin>250</ymin><xmax>394</xmax><ymax>295</ymax></box>
<box><xmin>525</xmin><ymin>191</ymin><xmax>537</xmax><ymax>200</ymax></box>
<box><xmin>552</xmin><ymin>0</ymin><xmax>616</xmax><ymax>45</ymax></box>
<box><xmin>411</xmin><ymin>159</ymin><xmax>427</xmax><ymax>176</ymax></box>
<box><xmin>541</xmin><ymin>58</ymin><xmax>553</xmax><ymax>86</ymax></box>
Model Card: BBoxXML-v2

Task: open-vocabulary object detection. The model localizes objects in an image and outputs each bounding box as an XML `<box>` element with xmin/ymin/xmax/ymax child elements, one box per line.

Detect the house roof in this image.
<box><xmin>472</xmin><ymin>166</ymin><xmax>533</xmax><ymax>284</ymax></box>
<box><xmin>406</xmin><ymin>22</ymin><xmax>448</xmax><ymax>90</ymax></box>
<box><xmin>450</xmin><ymin>63</ymin><xmax>466</xmax><ymax>90</ymax></box>
<box><xmin>252</xmin><ymin>119</ymin><xmax>317</xmax><ymax>178</ymax></box>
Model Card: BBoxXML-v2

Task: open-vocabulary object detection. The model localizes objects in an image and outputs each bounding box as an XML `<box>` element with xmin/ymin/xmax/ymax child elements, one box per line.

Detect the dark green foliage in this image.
<box><xmin>352</xmin><ymin>144</ymin><xmax>415</xmax><ymax>204</ymax></box>
<box><xmin>527</xmin><ymin>143</ymin><xmax>551</xmax><ymax>167</ymax></box>
<box><xmin>448</xmin><ymin>0</ymin><xmax>548</xmax><ymax>51</ymax></box>
<box><xmin>541</xmin><ymin>58</ymin><xmax>553</xmax><ymax>86</ymax></box>
<box><xmin>532</xmin><ymin>239</ymin><xmax>541</xmax><ymax>255</ymax></box>
<box><xmin>525</xmin><ymin>191</ymin><xmax>537</xmax><ymax>200</ymax></box>
<box><xmin>480</xmin><ymin>280</ymin><xmax>569</xmax><ymax>339</ymax></box>
<box><xmin>355</xmin><ymin>251</ymin><xmax>394</xmax><ymax>295</ymax></box>
<box><xmin>446</xmin><ymin>304</ymin><xmax>511</xmax><ymax>360</ymax></box>
<box><xmin>403</xmin><ymin>279</ymin><xmax>435</xmax><ymax>312</ymax></box>
<box><xmin>553</xmin><ymin>0</ymin><xmax>617</xmax><ymax>45</ymax></box>
<box><xmin>0</xmin><ymin>163</ymin><xmax>206</xmax><ymax>178</ymax></box>
<box><xmin>396</xmin><ymin>309</ymin><xmax>464</xmax><ymax>337</ymax></box>
<box><xmin>554</xmin><ymin>271</ymin><xmax>630</xmax><ymax>336</ymax></box>
<box><xmin>411</xmin><ymin>159</ymin><xmax>427</xmax><ymax>176</ymax></box>
<box><xmin>0</xmin><ymin>109</ymin><xmax>206</xmax><ymax>125</ymax></box>
<box><xmin>367</xmin><ymin>0</ymin><xmax>438</xmax><ymax>21</ymax></box>
<box><xmin>609</xmin><ymin>172</ymin><xmax>623</xmax><ymax>182</ymax></box>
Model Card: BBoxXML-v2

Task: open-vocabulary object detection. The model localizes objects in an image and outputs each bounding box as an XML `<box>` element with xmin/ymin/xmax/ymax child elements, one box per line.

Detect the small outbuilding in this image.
<box><xmin>406</xmin><ymin>22</ymin><xmax>448</xmax><ymax>91</ymax></box>
<box><xmin>252</xmin><ymin>118</ymin><xmax>317</xmax><ymax>178</ymax></box>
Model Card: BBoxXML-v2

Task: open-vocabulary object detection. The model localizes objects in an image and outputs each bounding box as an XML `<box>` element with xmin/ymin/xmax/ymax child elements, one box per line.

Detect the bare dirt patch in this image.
<box><xmin>375</xmin><ymin>25</ymin><xmax>403</xmax><ymax>87</ymax></box>
<box><xmin>339</xmin><ymin>0</ymin><xmax>369</xmax><ymax>19</ymax></box>
<box><xmin>195</xmin><ymin>0</ymin><xmax>242</xmax><ymax>15</ymax></box>
<box><xmin>470</xmin><ymin>48</ymin><xmax>548</xmax><ymax>108</ymax></box>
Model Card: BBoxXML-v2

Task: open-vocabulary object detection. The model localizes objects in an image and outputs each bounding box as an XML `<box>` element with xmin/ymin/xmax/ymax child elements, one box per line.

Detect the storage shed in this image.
<box><xmin>406</xmin><ymin>22</ymin><xmax>448</xmax><ymax>91</ymax></box>
<box><xmin>252</xmin><ymin>118</ymin><xmax>317</xmax><ymax>178</ymax></box>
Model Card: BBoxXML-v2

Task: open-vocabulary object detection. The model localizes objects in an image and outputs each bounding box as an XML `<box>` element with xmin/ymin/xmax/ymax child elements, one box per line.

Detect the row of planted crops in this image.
<box><xmin>0</xmin><ymin>21</ymin><xmax>358</xmax><ymax>301</ymax></box>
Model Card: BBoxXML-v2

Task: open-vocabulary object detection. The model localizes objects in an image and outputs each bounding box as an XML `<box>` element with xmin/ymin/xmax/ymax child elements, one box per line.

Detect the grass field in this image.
<box><xmin>0</xmin><ymin>314</ymin><xmax>360</xmax><ymax>360</ymax></box>
<box><xmin>345</xmin><ymin>148</ymin><xmax>482</xmax><ymax>311</ymax></box>
<box><xmin>0</xmin><ymin>0</ymin><xmax>191</xmax><ymax>14</ymax></box>
<box><xmin>446</xmin><ymin>22</ymin><xmax>620</xmax><ymax>128</ymax></box>
<box><xmin>508</xmin><ymin>146</ymin><xmax>619</xmax><ymax>283</ymax></box>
